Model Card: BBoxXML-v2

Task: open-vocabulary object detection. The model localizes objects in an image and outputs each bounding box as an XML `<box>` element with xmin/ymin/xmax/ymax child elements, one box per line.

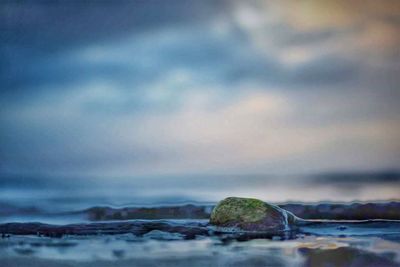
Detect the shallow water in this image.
<box><xmin>1</xmin><ymin>224</ymin><xmax>400</xmax><ymax>267</ymax></box>
<box><xmin>0</xmin><ymin>173</ymin><xmax>399</xmax><ymax>224</ymax></box>
<box><xmin>1</xmin><ymin>173</ymin><xmax>399</xmax><ymax>266</ymax></box>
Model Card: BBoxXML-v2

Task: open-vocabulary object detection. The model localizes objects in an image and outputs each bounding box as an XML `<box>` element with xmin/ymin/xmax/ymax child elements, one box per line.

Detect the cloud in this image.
<box><xmin>0</xmin><ymin>0</ymin><xmax>223</xmax><ymax>47</ymax></box>
<box><xmin>0</xmin><ymin>0</ymin><xmax>399</xmax><ymax>176</ymax></box>
<box><xmin>1</xmin><ymin>76</ymin><xmax>399</xmax><ymax>176</ymax></box>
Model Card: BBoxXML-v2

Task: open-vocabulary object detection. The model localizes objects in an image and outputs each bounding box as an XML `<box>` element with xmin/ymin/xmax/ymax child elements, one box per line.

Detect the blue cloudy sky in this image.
<box><xmin>1</xmin><ymin>0</ymin><xmax>399</xmax><ymax>177</ymax></box>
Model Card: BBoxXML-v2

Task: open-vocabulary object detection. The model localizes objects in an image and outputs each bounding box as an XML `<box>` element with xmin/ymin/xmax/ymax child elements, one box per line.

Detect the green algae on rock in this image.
<box><xmin>210</xmin><ymin>197</ymin><xmax>297</xmax><ymax>231</ymax></box>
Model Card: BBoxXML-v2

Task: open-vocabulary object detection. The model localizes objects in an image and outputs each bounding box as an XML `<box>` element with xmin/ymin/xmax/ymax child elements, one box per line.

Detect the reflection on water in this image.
<box><xmin>0</xmin><ymin>172</ymin><xmax>399</xmax><ymax>266</ymax></box>
<box><xmin>0</xmin><ymin>233</ymin><xmax>399</xmax><ymax>267</ymax></box>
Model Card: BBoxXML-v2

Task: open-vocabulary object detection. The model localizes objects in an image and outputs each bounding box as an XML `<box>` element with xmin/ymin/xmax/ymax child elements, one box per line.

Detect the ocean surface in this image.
<box><xmin>0</xmin><ymin>173</ymin><xmax>399</xmax><ymax>266</ymax></box>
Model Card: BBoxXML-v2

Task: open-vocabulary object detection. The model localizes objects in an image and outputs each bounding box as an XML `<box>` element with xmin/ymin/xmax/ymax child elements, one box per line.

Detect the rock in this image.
<box><xmin>210</xmin><ymin>197</ymin><xmax>297</xmax><ymax>231</ymax></box>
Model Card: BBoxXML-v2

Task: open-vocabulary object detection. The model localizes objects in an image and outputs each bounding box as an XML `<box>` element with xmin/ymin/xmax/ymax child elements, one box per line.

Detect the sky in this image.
<box><xmin>1</xmin><ymin>0</ymin><xmax>400</xmax><ymax>177</ymax></box>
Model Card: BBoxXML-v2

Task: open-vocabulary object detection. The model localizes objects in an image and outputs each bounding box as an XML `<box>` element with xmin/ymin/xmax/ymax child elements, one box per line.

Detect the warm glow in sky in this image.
<box><xmin>0</xmin><ymin>0</ymin><xmax>399</xmax><ymax>176</ymax></box>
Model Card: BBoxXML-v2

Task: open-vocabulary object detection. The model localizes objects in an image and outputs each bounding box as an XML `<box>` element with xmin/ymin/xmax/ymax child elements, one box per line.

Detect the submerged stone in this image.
<box><xmin>210</xmin><ymin>197</ymin><xmax>297</xmax><ymax>231</ymax></box>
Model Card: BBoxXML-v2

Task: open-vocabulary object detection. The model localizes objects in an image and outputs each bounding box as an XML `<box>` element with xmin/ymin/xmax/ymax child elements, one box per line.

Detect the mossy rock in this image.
<box><xmin>210</xmin><ymin>197</ymin><xmax>297</xmax><ymax>231</ymax></box>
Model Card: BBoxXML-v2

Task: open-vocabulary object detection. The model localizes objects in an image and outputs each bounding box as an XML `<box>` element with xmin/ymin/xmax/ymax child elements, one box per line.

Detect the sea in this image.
<box><xmin>0</xmin><ymin>172</ymin><xmax>399</xmax><ymax>266</ymax></box>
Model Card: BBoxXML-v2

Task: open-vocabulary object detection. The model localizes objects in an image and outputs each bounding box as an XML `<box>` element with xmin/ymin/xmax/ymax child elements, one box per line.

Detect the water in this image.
<box><xmin>0</xmin><ymin>173</ymin><xmax>399</xmax><ymax>266</ymax></box>
<box><xmin>0</xmin><ymin>173</ymin><xmax>399</xmax><ymax>223</ymax></box>
<box><xmin>1</xmin><ymin>222</ymin><xmax>400</xmax><ymax>266</ymax></box>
